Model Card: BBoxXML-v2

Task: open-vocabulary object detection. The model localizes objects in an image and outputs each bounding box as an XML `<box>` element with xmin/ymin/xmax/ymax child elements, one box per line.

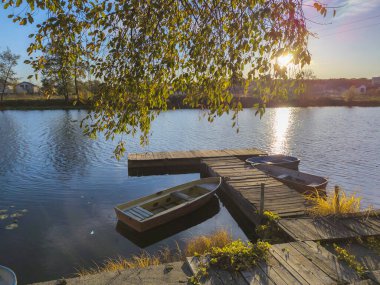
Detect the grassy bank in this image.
<box><xmin>0</xmin><ymin>94</ymin><xmax>88</xmax><ymax>110</ymax></box>
<box><xmin>77</xmin><ymin>229</ymin><xmax>233</xmax><ymax>276</ymax></box>
<box><xmin>1</xmin><ymin>94</ymin><xmax>380</xmax><ymax>111</ymax></box>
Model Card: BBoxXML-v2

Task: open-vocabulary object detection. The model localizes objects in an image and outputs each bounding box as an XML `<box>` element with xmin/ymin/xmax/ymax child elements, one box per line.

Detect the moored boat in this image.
<box><xmin>0</xmin><ymin>265</ymin><xmax>17</xmax><ymax>285</ymax></box>
<box><xmin>246</xmin><ymin>154</ymin><xmax>300</xmax><ymax>170</ymax></box>
<box><xmin>115</xmin><ymin>177</ymin><xmax>222</xmax><ymax>232</ymax></box>
<box><xmin>255</xmin><ymin>164</ymin><xmax>328</xmax><ymax>194</ymax></box>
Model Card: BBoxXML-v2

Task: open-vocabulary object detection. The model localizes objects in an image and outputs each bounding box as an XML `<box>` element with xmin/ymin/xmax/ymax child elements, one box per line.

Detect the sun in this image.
<box><xmin>277</xmin><ymin>54</ymin><xmax>293</xmax><ymax>67</ymax></box>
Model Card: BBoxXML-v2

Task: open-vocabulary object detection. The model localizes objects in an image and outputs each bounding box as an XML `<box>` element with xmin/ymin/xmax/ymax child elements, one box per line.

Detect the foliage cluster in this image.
<box><xmin>364</xmin><ymin>236</ymin><xmax>380</xmax><ymax>254</ymax></box>
<box><xmin>256</xmin><ymin>210</ymin><xmax>283</xmax><ymax>242</ymax></box>
<box><xmin>343</xmin><ymin>86</ymin><xmax>359</xmax><ymax>102</ymax></box>
<box><xmin>356</xmin><ymin>236</ymin><xmax>380</xmax><ymax>255</ymax></box>
<box><xmin>333</xmin><ymin>244</ymin><xmax>365</xmax><ymax>276</ymax></box>
<box><xmin>189</xmin><ymin>240</ymin><xmax>271</xmax><ymax>284</ymax></box>
<box><xmin>208</xmin><ymin>240</ymin><xmax>271</xmax><ymax>271</ymax></box>
<box><xmin>2</xmin><ymin>0</ymin><xmax>333</xmax><ymax>156</ymax></box>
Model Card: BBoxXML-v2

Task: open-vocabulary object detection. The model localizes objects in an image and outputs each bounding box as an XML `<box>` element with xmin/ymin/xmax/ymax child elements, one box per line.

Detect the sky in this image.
<box><xmin>0</xmin><ymin>1</ymin><xmax>380</xmax><ymax>83</ymax></box>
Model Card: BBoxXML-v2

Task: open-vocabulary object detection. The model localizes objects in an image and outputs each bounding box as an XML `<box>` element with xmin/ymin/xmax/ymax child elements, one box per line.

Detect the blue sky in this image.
<box><xmin>305</xmin><ymin>0</ymin><xmax>380</xmax><ymax>78</ymax></box>
<box><xmin>0</xmin><ymin>1</ymin><xmax>379</xmax><ymax>83</ymax></box>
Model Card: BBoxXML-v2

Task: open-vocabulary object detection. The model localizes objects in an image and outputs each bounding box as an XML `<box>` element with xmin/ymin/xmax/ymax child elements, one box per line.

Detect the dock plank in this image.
<box><xmin>340</xmin><ymin>243</ymin><xmax>380</xmax><ymax>271</ymax></box>
<box><xmin>280</xmin><ymin>215</ymin><xmax>380</xmax><ymax>242</ymax></box>
<box><xmin>279</xmin><ymin>217</ymin><xmax>362</xmax><ymax>241</ymax></box>
<box><xmin>203</xmin><ymin>156</ymin><xmax>308</xmax><ymax>220</ymax></box>
<box><xmin>186</xmin><ymin>241</ymin><xmax>365</xmax><ymax>285</ymax></box>
<box><xmin>128</xmin><ymin>148</ymin><xmax>266</xmax><ymax>176</ymax></box>
<box><xmin>271</xmin><ymin>243</ymin><xmax>336</xmax><ymax>284</ymax></box>
<box><xmin>367</xmin><ymin>270</ymin><xmax>380</xmax><ymax>284</ymax></box>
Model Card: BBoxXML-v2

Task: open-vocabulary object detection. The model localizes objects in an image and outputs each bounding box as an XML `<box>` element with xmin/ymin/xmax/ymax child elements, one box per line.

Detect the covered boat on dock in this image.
<box><xmin>115</xmin><ymin>177</ymin><xmax>222</xmax><ymax>232</ymax></box>
<box><xmin>255</xmin><ymin>164</ymin><xmax>328</xmax><ymax>194</ymax></box>
<box><xmin>246</xmin><ymin>154</ymin><xmax>300</xmax><ymax>170</ymax></box>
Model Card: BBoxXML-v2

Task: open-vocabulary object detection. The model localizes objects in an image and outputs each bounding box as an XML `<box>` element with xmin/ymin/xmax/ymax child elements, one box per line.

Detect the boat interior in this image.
<box><xmin>122</xmin><ymin>185</ymin><xmax>212</xmax><ymax>219</ymax></box>
<box><xmin>277</xmin><ymin>174</ymin><xmax>307</xmax><ymax>183</ymax></box>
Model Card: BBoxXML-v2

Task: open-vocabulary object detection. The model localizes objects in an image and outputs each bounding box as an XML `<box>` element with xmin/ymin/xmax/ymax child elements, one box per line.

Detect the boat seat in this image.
<box><xmin>170</xmin><ymin>191</ymin><xmax>193</xmax><ymax>201</ymax></box>
<box><xmin>277</xmin><ymin>174</ymin><xmax>288</xmax><ymax>179</ymax></box>
<box><xmin>124</xmin><ymin>206</ymin><xmax>154</xmax><ymax>221</ymax></box>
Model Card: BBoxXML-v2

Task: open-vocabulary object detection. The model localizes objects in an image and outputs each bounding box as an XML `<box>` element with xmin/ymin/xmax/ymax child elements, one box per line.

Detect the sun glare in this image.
<box><xmin>277</xmin><ymin>54</ymin><xmax>293</xmax><ymax>67</ymax></box>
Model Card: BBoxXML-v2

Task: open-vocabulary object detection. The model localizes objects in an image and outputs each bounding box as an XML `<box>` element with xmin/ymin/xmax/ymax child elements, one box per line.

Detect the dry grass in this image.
<box><xmin>184</xmin><ymin>229</ymin><xmax>233</xmax><ymax>256</ymax></box>
<box><xmin>77</xmin><ymin>250</ymin><xmax>171</xmax><ymax>277</ymax></box>
<box><xmin>305</xmin><ymin>187</ymin><xmax>369</xmax><ymax>216</ymax></box>
<box><xmin>77</xmin><ymin>229</ymin><xmax>232</xmax><ymax>277</ymax></box>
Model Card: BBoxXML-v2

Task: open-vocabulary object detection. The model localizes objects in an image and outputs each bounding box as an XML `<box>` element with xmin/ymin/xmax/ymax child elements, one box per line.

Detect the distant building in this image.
<box><xmin>356</xmin><ymin>85</ymin><xmax>367</xmax><ymax>94</ymax></box>
<box><xmin>373</xmin><ymin>77</ymin><xmax>380</xmax><ymax>86</ymax></box>
<box><xmin>15</xmin><ymin>82</ymin><xmax>40</xmax><ymax>94</ymax></box>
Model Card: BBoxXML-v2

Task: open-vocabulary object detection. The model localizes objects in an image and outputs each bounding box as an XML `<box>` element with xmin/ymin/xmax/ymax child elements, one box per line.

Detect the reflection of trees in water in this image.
<box><xmin>48</xmin><ymin>110</ymin><xmax>94</xmax><ymax>175</ymax></box>
<box><xmin>0</xmin><ymin>112</ymin><xmax>22</xmax><ymax>174</ymax></box>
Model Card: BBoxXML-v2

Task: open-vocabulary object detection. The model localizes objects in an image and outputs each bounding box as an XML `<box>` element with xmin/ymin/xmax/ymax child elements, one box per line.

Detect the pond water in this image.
<box><xmin>0</xmin><ymin>107</ymin><xmax>379</xmax><ymax>283</ymax></box>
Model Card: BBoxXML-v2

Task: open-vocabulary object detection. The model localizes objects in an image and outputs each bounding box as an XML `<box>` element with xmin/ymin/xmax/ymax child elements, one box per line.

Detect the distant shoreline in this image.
<box><xmin>1</xmin><ymin>96</ymin><xmax>380</xmax><ymax>111</ymax></box>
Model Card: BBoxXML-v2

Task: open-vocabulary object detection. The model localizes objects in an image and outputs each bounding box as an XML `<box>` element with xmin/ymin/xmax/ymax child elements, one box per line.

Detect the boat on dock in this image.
<box><xmin>255</xmin><ymin>164</ymin><xmax>328</xmax><ymax>194</ymax></box>
<box><xmin>245</xmin><ymin>154</ymin><xmax>300</xmax><ymax>170</ymax></box>
<box><xmin>115</xmin><ymin>177</ymin><xmax>222</xmax><ymax>232</ymax></box>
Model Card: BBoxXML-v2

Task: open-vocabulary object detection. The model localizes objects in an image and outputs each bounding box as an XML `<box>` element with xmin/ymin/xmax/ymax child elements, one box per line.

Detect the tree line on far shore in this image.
<box><xmin>0</xmin><ymin>47</ymin><xmax>102</xmax><ymax>103</ymax></box>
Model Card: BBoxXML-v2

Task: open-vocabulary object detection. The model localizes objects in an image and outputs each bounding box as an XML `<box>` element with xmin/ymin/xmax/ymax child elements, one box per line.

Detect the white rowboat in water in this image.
<box><xmin>115</xmin><ymin>177</ymin><xmax>222</xmax><ymax>232</ymax></box>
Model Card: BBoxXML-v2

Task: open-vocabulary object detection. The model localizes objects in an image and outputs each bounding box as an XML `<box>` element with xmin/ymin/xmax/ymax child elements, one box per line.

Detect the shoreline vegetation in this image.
<box><xmin>77</xmin><ymin>229</ymin><xmax>234</xmax><ymax>276</ymax></box>
<box><xmin>1</xmin><ymin>94</ymin><xmax>380</xmax><ymax>111</ymax></box>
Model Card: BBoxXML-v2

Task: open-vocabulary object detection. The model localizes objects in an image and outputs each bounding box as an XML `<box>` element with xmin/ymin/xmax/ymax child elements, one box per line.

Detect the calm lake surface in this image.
<box><xmin>0</xmin><ymin>107</ymin><xmax>379</xmax><ymax>283</ymax></box>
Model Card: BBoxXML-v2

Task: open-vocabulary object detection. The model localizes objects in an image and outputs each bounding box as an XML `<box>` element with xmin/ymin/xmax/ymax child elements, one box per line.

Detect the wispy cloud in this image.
<box><xmin>334</xmin><ymin>0</ymin><xmax>380</xmax><ymax>18</ymax></box>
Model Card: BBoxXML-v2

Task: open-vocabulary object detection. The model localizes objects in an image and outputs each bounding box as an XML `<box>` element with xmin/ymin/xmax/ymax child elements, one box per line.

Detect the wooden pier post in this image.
<box><xmin>334</xmin><ymin>185</ymin><xmax>340</xmax><ymax>214</ymax></box>
<box><xmin>260</xmin><ymin>183</ymin><xmax>265</xmax><ymax>218</ymax></box>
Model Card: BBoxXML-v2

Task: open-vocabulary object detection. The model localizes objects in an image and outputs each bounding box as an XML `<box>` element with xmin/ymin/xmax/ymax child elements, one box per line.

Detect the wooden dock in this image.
<box><xmin>186</xmin><ymin>240</ymin><xmax>380</xmax><ymax>285</ymax></box>
<box><xmin>128</xmin><ymin>149</ymin><xmax>380</xmax><ymax>241</ymax></box>
<box><xmin>128</xmin><ymin>148</ymin><xmax>266</xmax><ymax>176</ymax></box>
<box><xmin>279</xmin><ymin>213</ymin><xmax>380</xmax><ymax>242</ymax></box>
<box><xmin>202</xmin><ymin>156</ymin><xmax>308</xmax><ymax>222</ymax></box>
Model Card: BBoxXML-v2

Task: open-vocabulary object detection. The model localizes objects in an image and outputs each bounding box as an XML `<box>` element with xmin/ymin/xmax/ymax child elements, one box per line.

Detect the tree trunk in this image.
<box><xmin>74</xmin><ymin>73</ymin><xmax>79</xmax><ymax>102</ymax></box>
<box><xmin>0</xmin><ymin>81</ymin><xmax>5</xmax><ymax>102</ymax></box>
<box><xmin>1</xmin><ymin>81</ymin><xmax>7</xmax><ymax>102</ymax></box>
<box><xmin>74</xmin><ymin>57</ymin><xmax>79</xmax><ymax>102</ymax></box>
<box><xmin>62</xmin><ymin>77</ymin><xmax>69</xmax><ymax>103</ymax></box>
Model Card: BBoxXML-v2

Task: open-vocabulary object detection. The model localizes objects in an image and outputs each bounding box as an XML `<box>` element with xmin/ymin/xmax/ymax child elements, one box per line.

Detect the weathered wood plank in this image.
<box><xmin>290</xmin><ymin>241</ymin><xmax>360</xmax><ymax>284</ymax></box>
<box><xmin>279</xmin><ymin>217</ymin><xmax>361</xmax><ymax>241</ymax></box>
<box><xmin>130</xmin><ymin>148</ymin><xmax>265</xmax><ymax>163</ymax></box>
<box><xmin>128</xmin><ymin>148</ymin><xmax>265</xmax><ymax>175</ymax></box>
<box><xmin>349</xmin><ymin>280</ymin><xmax>377</xmax><ymax>285</ymax></box>
<box><xmin>367</xmin><ymin>270</ymin><xmax>380</xmax><ymax>284</ymax></box>
<box><xmin>269</xmin><ymin>246</ymin><xmax>310</xmax><ymax>284</ymax></box>
<box><xmin>304</xmin><ymin>241</ymin><xmax>361</xmax><ymax>282</ymax></box>
<box><xmin>204</xmin><ymin>156</ymin><xmax>309</xmax><ymax>222</ymax></box>
<box><xmin>271</xmin><ymin>244</ymin><xmax>336</xmax><ymax>284</ymax></box>
<box><xmin>365</xmin><ymin>217</ymin><xmax>380</xmax><ymax>232</ymax></box>
<box><xmin>339</xmin><ymin>218</ymin><xmax>380</xmax><ymax>236</ymax></box>
<box><xmin>241</xmin><ymin>262</ymin><xmax>275</xmax><ymax>285</ymax></box>
<box><xmin>341</xmin><ymin>243</ymin><xmax>380</xmax><ymax>271</ymax></box>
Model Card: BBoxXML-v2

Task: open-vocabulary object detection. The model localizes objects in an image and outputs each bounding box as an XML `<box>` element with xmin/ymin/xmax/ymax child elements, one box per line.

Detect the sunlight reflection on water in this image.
<box><xmin>270</xmin><ymin>108</ymin><xmax>292</xmax><ymax>153</ymax></box>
